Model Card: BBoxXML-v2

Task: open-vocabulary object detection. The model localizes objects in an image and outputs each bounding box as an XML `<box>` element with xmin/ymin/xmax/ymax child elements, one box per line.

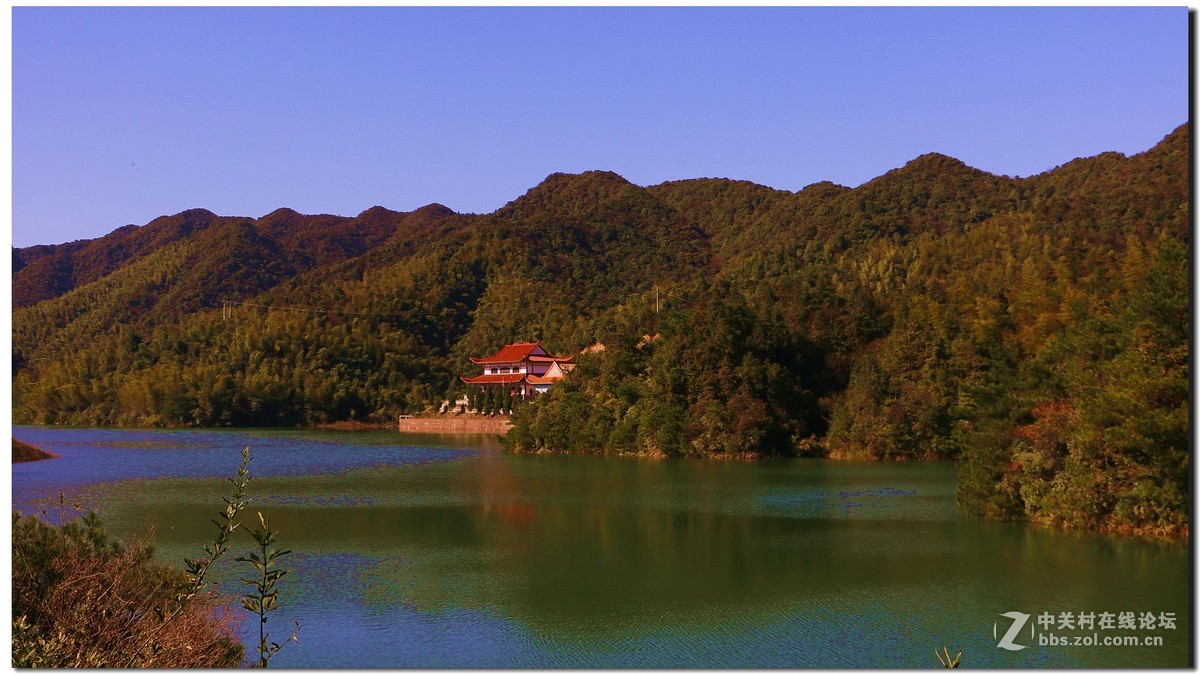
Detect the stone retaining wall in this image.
<box><xmin>396</xmin><ymin>415</ymin><xmax>512</xmax><ymax>435</ymax></box>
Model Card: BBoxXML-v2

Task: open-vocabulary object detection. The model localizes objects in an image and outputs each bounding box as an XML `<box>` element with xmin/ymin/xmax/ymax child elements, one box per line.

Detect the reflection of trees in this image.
<box><xmin>90</xmin><ymin>453</ymin><xmax>1188</xmax><ymax>646</ymax></box>
<box><xmin>322</xmin><ymin>455</ymin><xmax>944</xmax><ymax>638</ymax></box>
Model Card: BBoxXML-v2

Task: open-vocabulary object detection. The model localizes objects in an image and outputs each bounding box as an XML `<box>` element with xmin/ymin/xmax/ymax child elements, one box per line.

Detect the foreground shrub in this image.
<box><xmin>12</xmin><ymin>510</ymin><xmax>245</xmax><ymax>668</ymax></box>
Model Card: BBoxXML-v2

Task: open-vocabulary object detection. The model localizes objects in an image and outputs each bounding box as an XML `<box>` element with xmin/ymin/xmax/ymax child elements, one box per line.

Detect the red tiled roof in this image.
<box><xmin>528</xmin><ymin>354</ymin><xmax>574</xmax><ymax>363</ymax></box>
<box><xmin>460</xmin><ymin>373</ymin><xmax>528</xmax><ymax>385</ymax></box>
<box><xmin>526</xmin><ymin>374</ymin><xmax>561</xmax><ymax>385</ymax></box>
<box><xmin>469</xmin><ymin>342</ymin><xmax>548</xmax><ymax>364</ymax></box>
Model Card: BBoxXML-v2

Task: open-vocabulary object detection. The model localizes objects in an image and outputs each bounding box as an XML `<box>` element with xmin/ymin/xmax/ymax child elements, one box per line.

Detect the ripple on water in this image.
<box><xmin>757</xmin><ymin>485</ymin><xmax>920</xmax><ymax>519</ymax></box>
<box><xmin>10</xmin><ymin>428</ymin><xmax>1188</xmax><ymax>668</ymax></box>
<box><xmin>11</xmin><ymin>427</ymin><xmax>477</xmax><ymax>513</ymax></box>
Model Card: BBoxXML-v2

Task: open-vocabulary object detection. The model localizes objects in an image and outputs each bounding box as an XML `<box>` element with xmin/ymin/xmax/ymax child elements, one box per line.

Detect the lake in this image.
<box><xmin>11</xmin><ymin>427</ymin><xmax>1190</xmax><ymax>668</ymax></box>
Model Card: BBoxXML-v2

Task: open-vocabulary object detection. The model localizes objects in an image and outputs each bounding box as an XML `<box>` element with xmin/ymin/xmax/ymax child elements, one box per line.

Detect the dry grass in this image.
<box><xmin>12</xmin><ymin>512</ymin><xmax>245</xmax><ymax>668</ymax></box>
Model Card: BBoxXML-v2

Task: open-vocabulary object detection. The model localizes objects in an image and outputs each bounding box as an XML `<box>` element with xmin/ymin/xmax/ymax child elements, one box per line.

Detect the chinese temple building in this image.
<box><xmin>461</xmin><ymin>342</ymin><xmax>575</xmax><ymax>398</ymax></box>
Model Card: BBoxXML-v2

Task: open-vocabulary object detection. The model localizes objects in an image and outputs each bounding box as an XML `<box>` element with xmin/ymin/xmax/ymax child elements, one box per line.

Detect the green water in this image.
<box><xmin>12</xmin><ymin>428</ymin><xmax>1190</xmax><ymax>668</ymax></box>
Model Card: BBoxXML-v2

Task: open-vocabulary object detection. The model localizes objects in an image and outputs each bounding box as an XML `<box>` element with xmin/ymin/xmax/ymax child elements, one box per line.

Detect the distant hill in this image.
<box><xmin>12</xmin><ymin>123</ymin><xmax>1189</xmax><ymax>536</ymax></box>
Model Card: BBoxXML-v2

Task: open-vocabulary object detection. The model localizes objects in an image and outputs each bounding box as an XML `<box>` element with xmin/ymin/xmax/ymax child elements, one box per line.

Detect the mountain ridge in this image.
<box><xmin>13</xmin><ymin>122</ymin><xmax>1186</xmax><ymax>351</ymax></box>
<box><xmin>18</xmin><ymin>124</ymin><xmax>1186</xmax><ymax>255</ymax></box>
<box><xmin>15</xmin><ymin>125</ymin><xmax>1187</xmax><ymax>309</ymax></box>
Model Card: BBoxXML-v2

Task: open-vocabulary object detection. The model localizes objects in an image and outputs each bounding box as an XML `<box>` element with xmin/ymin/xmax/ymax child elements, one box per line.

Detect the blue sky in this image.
<box><xmin>12</xmin><ymin>6</ymin><xmax>1188</xmax><ymax>247</ymax></box>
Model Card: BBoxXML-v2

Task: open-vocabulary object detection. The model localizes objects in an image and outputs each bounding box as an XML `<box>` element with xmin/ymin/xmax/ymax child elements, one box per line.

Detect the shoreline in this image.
<box><xmin>12</xmin><ymin>424</ymin><xmax>1186</xmax><ymax>541</ymax></box>
<box><xmin>13</xmin><ymin>438</ymin><xmax>58</xmax><ymax>463</ymax></box>
<box><xmin>395</xmin><ymin>415</ymin><xmax>512</xmax><ymax>435</ymax></box>
<box><xmin>314</xmin><ymin>415</ymin><xmax>513</xmax><ymax>435</ymax></box>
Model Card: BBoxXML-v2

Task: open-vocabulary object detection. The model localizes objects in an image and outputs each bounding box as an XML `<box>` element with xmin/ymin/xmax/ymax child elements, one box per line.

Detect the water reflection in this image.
<box><xmin>12</xmin><ymin>428</ymin><xmax>1189</xmax><ymax>668</ymax></box>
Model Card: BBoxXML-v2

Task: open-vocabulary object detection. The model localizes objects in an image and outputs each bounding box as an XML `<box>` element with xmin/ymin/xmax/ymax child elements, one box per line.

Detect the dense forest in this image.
<box><xmin>13</xmin><ymin>123</ymin><xmax>1188</xmax><ymax>537</ymax></box>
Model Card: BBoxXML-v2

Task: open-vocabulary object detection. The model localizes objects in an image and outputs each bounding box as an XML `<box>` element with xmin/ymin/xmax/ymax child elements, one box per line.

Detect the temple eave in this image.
<box><xmin>461</xmin><ymin>373</ymin><xmax>528</xmax><ymax>385</ymax></box>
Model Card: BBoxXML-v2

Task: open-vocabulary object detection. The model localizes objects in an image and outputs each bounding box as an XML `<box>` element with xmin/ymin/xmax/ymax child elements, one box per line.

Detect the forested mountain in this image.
<box><xmin>13</xmin><ymin>123</ymin><xmax>1189</xmax><ymax>537</ymax></box>
<box><xmin>13</xmin><ymin>209</ymin><xmax>226</xmax><ymax>307</ymax></box>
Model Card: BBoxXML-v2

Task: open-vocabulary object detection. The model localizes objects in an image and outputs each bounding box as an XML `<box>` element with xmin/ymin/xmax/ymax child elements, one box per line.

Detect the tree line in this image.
<box><xmin>12</xmin><ymin>124</ymin><xmax>1189</xmax><ymax>536</ymax></box>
